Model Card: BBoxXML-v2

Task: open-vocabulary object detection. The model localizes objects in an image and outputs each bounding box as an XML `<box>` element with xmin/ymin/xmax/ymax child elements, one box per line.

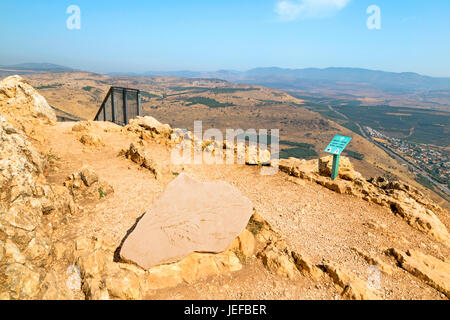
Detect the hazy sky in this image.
<box><xmin>1</xmin><ymin>0</ymin><xmax>449</xmax><ymax>76</ymax></box>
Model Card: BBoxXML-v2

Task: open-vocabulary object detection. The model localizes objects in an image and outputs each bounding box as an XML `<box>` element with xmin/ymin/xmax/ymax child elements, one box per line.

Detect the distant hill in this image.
<box><xmin>245</xmin><ymin>67</ymin><xmax>450</xmax><ymax>91</ymax></box>
<box><xmin>113</xmin><ymin>67</ymin><xmax>450</xmax><ymax>91</ymax></box>
<box><xmin>116</xmin><ymin>67</ymin><xmax>450</xmax><ymax>110</ymax></box>
<box><xmin>0</xmin><ymin>63</ymin><xmax>75</xmax><ymax>74</ymax></box>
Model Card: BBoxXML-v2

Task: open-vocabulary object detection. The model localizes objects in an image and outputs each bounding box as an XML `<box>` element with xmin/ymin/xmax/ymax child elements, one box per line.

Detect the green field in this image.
<box><xmin>280</xmin><ymin>140</ymin><xmax>314</xmax><ymax>148</ymax></box>
<box><xmin>296</xmin><ymin>95</ymin><xmax>450</xmax><ymax>147</ymax></box>
<box><xmin>341</xmin><ymin>121</ymin><xmax>362</xmax><ymax>135</ymax></box>
<box><xmin>343</xmin><ymin>150</ymin><xmax>364</xmax><ymax>160</ymax></box>
<box><xmin>82</xmin><ymin>86</ymin><xmax>94</xmax><ymax>92</ymax></box>
<box><xmin>141</xmin><ymin>91</ymin><xmax>160</xmax><ymax>99</ymax></box>
<box><xmin>333</xmin><ymin>105</ymin><xmax>450</xmax><ymax>146</ymax></box>
<box><xmin>185</xmin><ymin>97</ymin><xmax>234</xmax><ymax>108</ymax></box>
<box><xmin>37</xmin><ymin>83</ymin><xmax>63</xmax><ymax>89</ymax></box>
<box><xmin>169</xmin><ymin>86</ymin><xmax>259</xmax><ymax>95</ymax></box>
<box><xmin>278</xmin><ymin>140</ymin><xmax>317</xmax><ymax>159</ymax></box>
<box><xmin>279</xmin><ymin>147</ymin><xmax>318</xmax><ymax>159</ymax></box>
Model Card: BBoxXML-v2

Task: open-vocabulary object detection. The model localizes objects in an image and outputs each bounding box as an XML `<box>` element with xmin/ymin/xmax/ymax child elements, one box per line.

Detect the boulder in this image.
<box><xmin>0</xmin><ymin>116</ymin><xmax>75</xmax><ymax>299</ymax></box>
<box><xmin>4</xmin><ymin>263</ymin><xmax>41</xmax><ymax>299</ymax></box>
<box><xmin>245</xmin><ymin>145</ymin><xmax>271</xmax><ymax>165</ymax></box>
<box><xmin>171</xmin><ymin>128</ymin><xmax>192</xmax><ymax>144</ymax></box>
<box><xmin>258</xmin><ymin>244</ymin><xmax>298</xmax><ymax>279</ymax></box>
<box><xmin>124</xmin><ymin>143</ymin><xmax>161</xmax><ymax>179</ymax></box>
<box><xmin>0</xmin><ymin>75</ymin><xmax>57</xmax><ymax>123</ymax></box>
<box><xmin>72</xmin><ymin>121</ymin><xmax>93</xmax><ymax>132</ymax></box>
<box><xmin>72</xmin><ymin>235</ymin><xmax>243</xmax><ymax>297</ymax></box>
<box><xmin>80</xmin><ymin>167</ymin><xmax>99</xmax><ymax>187</ymax></box>
<box><xmin>64</xmin><ymin>167</ymin><xmax>114</xmax><ymax>202</ymax></box>
<box><xmin>79</xmin><ymin>133</ymin><xmax>103</xmax><ymax>146</ymax></box>
<box><xmin>389</xmin><ymin>194</ymin><xmax>449</xmax><ymax>244</ymax></box>
<box><xmin>279</xmin><ymin>157</ymin><xmax>317</xmax><ymax>179</ymax></box>
<box><xmin>120</xmin><ymin>173</ymin><xmax>253</xmax><ymax>269</ymax></box>
<box><xmin>128</xmin><ymin>116</ymin><xmax>172</xmax><ymax>138</ymax></box>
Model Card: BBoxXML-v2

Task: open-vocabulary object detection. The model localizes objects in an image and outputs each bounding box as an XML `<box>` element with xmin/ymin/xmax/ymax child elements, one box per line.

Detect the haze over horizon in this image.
<box><xmin>1</xmin><ymin>0</ymin><xmax>450</xmax><ymax>77</ymax></box>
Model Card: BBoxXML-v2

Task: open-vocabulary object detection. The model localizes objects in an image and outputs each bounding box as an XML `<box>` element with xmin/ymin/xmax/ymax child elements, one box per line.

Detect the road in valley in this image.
<box><xmin>327</xmin><ymin>105</ymin><xmax>450</xmax><ymax>199</ymax></box>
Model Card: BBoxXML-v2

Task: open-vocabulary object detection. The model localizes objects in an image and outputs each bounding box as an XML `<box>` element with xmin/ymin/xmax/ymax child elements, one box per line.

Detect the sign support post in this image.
<box><xmin>324</xmin><ymin>135</ymin><xmax>352</xmax><ymax>180</ymax></box>
<box><xmin>331</xmin><ymin>154</ymin><xmax>340</xmax><ymax>180</ymax></box>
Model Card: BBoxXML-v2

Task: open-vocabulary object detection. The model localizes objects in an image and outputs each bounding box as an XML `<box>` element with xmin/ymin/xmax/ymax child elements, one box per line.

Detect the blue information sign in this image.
<box><xmin>324</xmin><ymin>135</ymin><xmax>352</xmax><ymax>155</ymax></box>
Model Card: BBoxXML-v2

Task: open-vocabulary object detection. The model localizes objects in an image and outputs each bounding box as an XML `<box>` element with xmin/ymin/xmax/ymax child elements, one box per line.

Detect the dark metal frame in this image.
<box><xmin>94</xmin><ymin>86</ymin><xmax>141</xmax><ymax>125</ymax></box>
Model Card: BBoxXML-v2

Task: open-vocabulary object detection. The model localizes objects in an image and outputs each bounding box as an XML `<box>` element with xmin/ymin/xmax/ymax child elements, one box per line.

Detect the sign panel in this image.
<box><xmin>324</xmin><ymin>135</ymin><xmax>352</xmax><ymax>155</ymax></box>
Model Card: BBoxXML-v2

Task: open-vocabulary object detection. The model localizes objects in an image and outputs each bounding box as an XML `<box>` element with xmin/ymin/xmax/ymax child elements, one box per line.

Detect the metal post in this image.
<box><xmin>123</xmin><ymin>88</ymin><xmax>128</xmax><ymax>125</ymax></box>
<box><xmin>102</xmin><ymin>102</ymin><xmax>106</xmax><ymax>121</ymax></box>
<box><xmin>331</xmin><ymin>154</ymin><xmax>340</xmax><ymax>180</ymax></box>
<box><xmin>137</xmin><ymin>90</ymin><xmax>141</xmax><ymax>116</ymax></box>
<box><xmin>111</xmin><ymin>88</ymin><xmax>116</xmax><ymax>123</ymax></box>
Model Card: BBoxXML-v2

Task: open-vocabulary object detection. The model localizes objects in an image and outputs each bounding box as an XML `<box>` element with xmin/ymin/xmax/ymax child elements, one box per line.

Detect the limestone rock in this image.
<box><xmin>352</xmin><ymin>248</ymin><xmax>395</xmax><ymax>275</ymax></box>
<box><xmin>291</xmin><ymin>252</ymin><xmax>323</xmax><ymax>279</ymax></box>
<box><xmin>139</xmin><ymin>250</ymin><xmax>242</xmax><ymax>291</ymax></box>
<box><xmin>245</xmin><ymin>145</ymin><xmax>271</xmax><ymax>165</ymax></box>
<box><xmin>171</xmin><ymin>128</ymin><xmax>192</xmax><ymax>144</ymax></box>
<box><xmin>258</xmin><ymin>244</ymin><xmax>298</xmax><ymax>279</ymax></box>
<box><xmin>236</xmin><ymin>229</ymin><xmax>255</xmax><ymax>258</ymax></box>
<box><xmin>321</xmin><ymin>262</ymin><xmax>380</xmax><ymax>300</ymax></box>
<box><xmin>389</xmin><ymin>195</ymin><xmax>449</xmax><ymax>244</ymax></box>
<box><xmin>72</xmin><ymin>121</ymin><xmax>93</xmax><ymax>132</ymax></box>
<box><xmin>177</xmin><ymin>251</ymin><xmax>242</xmax><ymax>284</ymax></box>
<box><xmin>125</xmin><ymin>143</ymin><xmax>161</xmax><ymax>179</ymax></box>
<box><xmin>320</xmin><ymin>179</ymin><xmax>354</xmax><ymax>195</ymax></box>
<box><xmin>104</xmin><ymin>269</ymin><xmax>142</xmax><ymax>300</ymax></box>
<box><xmin>280</xmin><ymin>154</ymin><xmax>449</xmax><ymax>245</ymax></box>
<box><xmin>0</xmin><ymin>88</ymin><xmax>80</xmax><ymax>299</ymax></box>
<box><xmin>79</xmin><ymin>133</ymin><xmax>103</xmax><ymax>146</ymax></box>
<box><xmin>387</xmin><ymin>248</ymin><xmax>450</xmax><ymax>298</ymax></box>
<box><xmin>319</xmin><ymin>156</ymin><xmax>356</xmax><ymax>181</ymax></box>
<box><xmin>64</xmin><ymin>167</ymin><xmax>114</xmax><ymax>202</ymax></box>
<box><xmin>4</xmin><ymin>263</ymin><xmax>41</xmax><ymax>299</ymax></box>
<box><xmin>0</xmin><ymin>75</ymin><xmax>57</xmax><ymax>123</ymax></box>
<box><xmin>0</xmin><ymin>116</ymin><xmax>72</xmax><ymax>299</ymax></box>
<box><xmin>80</xmin><ymin>167</ymin><xmax>99</xmax><ymax>187</ymax></box>
<box><xmin>120</xmin><ymin>173</ymin><xmax>253</xmax><ymax>269</ymax></box>
<box><xmin>279</xmin><ymin>157</ymin><xmax>317</xmax><ymax>179</ymax></box>
<box><xmin>127</xmin><ymin>116</ymin><xmax>172</xmax><ymax>138</ymax></box>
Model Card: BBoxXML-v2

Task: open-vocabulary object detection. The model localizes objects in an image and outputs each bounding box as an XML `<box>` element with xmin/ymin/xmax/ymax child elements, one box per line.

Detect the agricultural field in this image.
<box><xmin>333</xmin><ymin>105</ymin><xmax>450</xmax><ymax>147</ymax></box>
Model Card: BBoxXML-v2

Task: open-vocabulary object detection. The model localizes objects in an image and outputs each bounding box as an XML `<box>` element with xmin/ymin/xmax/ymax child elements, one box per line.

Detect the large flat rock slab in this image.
<box><xmin>120</xmin><ymin>173</ymin><xmax>253</xmax><ymax>269</ymax></box>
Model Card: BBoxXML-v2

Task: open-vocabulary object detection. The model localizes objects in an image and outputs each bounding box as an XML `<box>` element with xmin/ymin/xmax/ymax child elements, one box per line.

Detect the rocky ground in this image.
<box><xmin>0</xmin><ymin>76</ymin><xmax>448</xmax><ymax>300</ymax></box>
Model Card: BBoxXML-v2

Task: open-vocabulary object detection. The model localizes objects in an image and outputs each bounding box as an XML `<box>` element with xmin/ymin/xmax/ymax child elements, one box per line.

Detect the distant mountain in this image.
<box><xmin>143</xmin><ymin>70</ymin><xmax>204</xmax><ymax>78</ymax></box>
<box><xmin>0</xmin><ymin>63</ymin><xmax>75</xmax><ymax>73</ymax></box>
<box><xmin>241</xmin><ymin>67</ymin><xmax>450</xmax><ymax>91</ymax></box>
<box><xmin>110</xmin><ymin>67</ymin><xmax>449</xmax><ymax>110</ymax></box>
<box><xmin>111</xmin><ymin>67</ymin><xmax>450</xmax><ymax>91</ymax></box>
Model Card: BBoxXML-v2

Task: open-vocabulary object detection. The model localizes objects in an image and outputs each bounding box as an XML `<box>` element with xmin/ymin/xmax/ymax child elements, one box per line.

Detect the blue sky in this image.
<box><xmin>1</xmin><ymin>0</ymin><xmax>449</xmax><ymax>76</ymax></box>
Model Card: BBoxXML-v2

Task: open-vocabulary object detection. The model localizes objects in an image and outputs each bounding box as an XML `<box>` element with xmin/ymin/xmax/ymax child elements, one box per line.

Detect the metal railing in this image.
<box><xmin>51</xmin><ymin>105</ymin><xmax>85</xmax><ymax>122</ymax></box>
<box><xmin>94</xmin><ymin>87</ymin><xmax>141</xmax><ymax>126</ymax></box>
